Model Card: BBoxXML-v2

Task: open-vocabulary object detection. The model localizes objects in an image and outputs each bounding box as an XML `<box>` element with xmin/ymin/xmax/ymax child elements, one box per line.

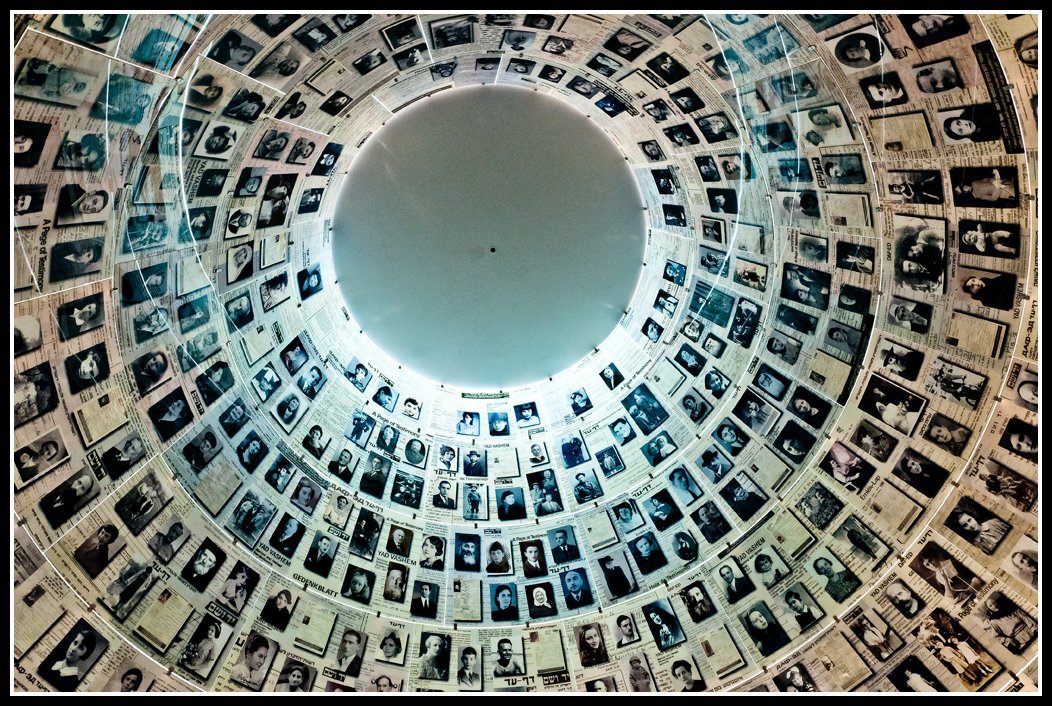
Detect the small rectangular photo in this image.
<box><xmin>56</xmin><ymin>291</ymin><xmax>106</xmax><ymax>341</ymax></box>
<box><xmin>891</xmin><ymin>448</ymin><xmax>949</xmax><ymax>498</ymax></box>
<box><xmin>14</xmin><ymin>427</ymin><xmax>70</xmax><ymax>489</ymax></box>
<box><xmin>743</xmin><ymin>23</ymin><xmax>800</xmax><ymax>65</ymax></box>
<box><xmin>956</xmin><ymin>219</ymin><xmax>1021</xmax><ymax>259</ymax></box>
<box><xmin>192</xmin><ymin>119</ymin><xmax>241</xmax><ymax>161</ymax></box>
<box><xmin>847</xmin><ymin>608</ymin><xmax>903</xmax><ymax>662</ymax></box>
<box><xmin>731</xmin><ymin>390</ymin><xmax>780</xmax><ymax>436</ymax></box>
<box><xmin>54</xmin><ymin>183</ymin><xmax>113</xmax><ymax>229</ymax></box>
<box><xmin>113</xmin><ymin>470</ymin><xmax>171</xmax><ymax>535</ymax></box>
<box><xmin>14</xmin><ymin>362</ymin><xmax>60</xmax><ymax>429</ymax></box>
<box><xmin>206</xmin><ymin>30</ymin><xmax>262</xmax><ymax>70</ymax></box>
<box><xmin>926</xmin><ymin>358</ymin><xmax>988</xmax><ymax>408</ymax></box>
<box><xmin>808</xmin><ymin>548</ymin><xmax>861</xmax><ymax>603</ymax></box>
<box><xmin>696</xmin><ymin>112</ymin><xmax>739</xmax><ymax>144</ymax></box>
<box><xmin>88</xmin><ymin>73</ymin><xmax>159</xmax><ymax>126</ymax></box>
<box><xmin>646</xmin><ymin>51</ymin><xmax>689</xmax><ymax>85</ymax></box>
<box><xmin>226</xmin><ymin>490</ymin><xmax>277</xmax><ymax>550</ymax></box>
<box><xmin>557</xmin><ymin>430</ymin><xmax>591</xmax><ymax>469</ymax></box>
<box><xmin>390</xmin><ymin>470</ymin><xmax>424</xmax><ymax>509</ymax></box>
<box><xmin>953</xmin><ymin>266</ymin><xmax>1018</xmax><ymax>312</ymax></box>
<box><xmin>824</xmin><ymin>25</ymin><xmax>886</xmax><ymax>74</ymax></box>
<box><xmin>832</xmin><ymin>514</ymin><xmax>890</xmax><ymax>567</ymax></box>
<box><xmin>972</xmin><ymin>458</ymin><xmax>1035</xmax><ymax>512</ymax></box>
<box><xmin>382</xmin><ymin>16</ymin><xmax>422</xmax><ymax>50</ymax></box>
<box><xmin>922</xmin><ymin>412</ymin><xmax>972</xmax><ymax>456</ymax></box>
<box><xmin>228</xmin><ymin>632</ymin><xmax>278</xmax><ymax>690</ymax></box>
<box><xmin>899</xmin><ymin>14</ymin><xmax>970</xmax><ymax>48</ymax></box>
<box><xmin>73</xmin><ymin>520</ymin><xmax>128</xmax><ymax>579</ymax></box>
<box><xmin>461</xmin><ymin>448</ymin><xmax>486</xmax><ymax>476</ymax></box>
<box><xmin>15</xmin><ymin>57</ymin><xmax>97</xmax><ymax>107</ymax></box>
<box><xmin>909</xmin><ymin>541</ymin><xmax>984</xmax><ymax>606</ymax></box>
<box><xmin>463</xmin><ymin>482</ymin><xmax>489</xmax><ymax>521</ymax></box>
<box><xmin>818</xmin><ymin>442</ymin><xmax>875</xmax><ymax>493</ymax></box>
<box><xmin>36</xmin><ymin>618</ymin><xmax>109</xmax><ymax>691</ymax></box>
<box><xmin>857</xmin><ymin>374</ymin><xmax>927</xmax><ymax>436</ymax></box>
<box><xmin>822</xmin><ymin>154</ymin><xmax>867</xmax><ymax>186</ymax></box>
<box><xmin>53</xmin><ymin>130</ymin><xmax>107</xmax><ymax>171</ymax></box>
<box><xmin>795</xmin><ymin>481</ymin><xmax>844</xmax><ymax>530</ymax></box>
<box><xmin>719</xmin><ymin>472</ymin><xmax>769</xmax><ymax>522</ymax></box>
<box><xmin>790</xmin><ymin>104</ymin><xmax>853</xmax><ymax>147</ymax></box>
<box><xmin>886</xmin><ymin>295</ymin><xmax>933</xmax><ymax>335</ymax></box>
<box><xmin>943</xmin><ymin>496</ymin><xmax>1011</xmax><ymax>556</ymax></box>
<box><xmin>146</xmin><ymin>387</ymin><xmax>194</xmax><ymax>442</ymax></box>
<box><xmin>430</xmin><ymin>14</ymin><xmax>475</xmax><ymax>49</ymax></box>
<box><xmin>914</xmin><ymin>607</ymin><xmax>1001</xmax><ymax>692</ymax></box>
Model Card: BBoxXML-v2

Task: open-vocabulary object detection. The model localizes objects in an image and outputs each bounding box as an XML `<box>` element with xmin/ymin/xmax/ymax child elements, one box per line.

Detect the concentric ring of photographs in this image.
<box><xmin>8</xmin><ymin>10</ymin><xmax>1041</xmax><ymax>697</ymax></box>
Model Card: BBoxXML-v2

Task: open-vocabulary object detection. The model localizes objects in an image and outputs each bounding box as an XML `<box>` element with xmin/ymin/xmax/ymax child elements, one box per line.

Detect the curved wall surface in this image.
<box><xmin>12</xmin><ymin>12</ymin><xmax>1040</xmax><ymax>694</ymax></box>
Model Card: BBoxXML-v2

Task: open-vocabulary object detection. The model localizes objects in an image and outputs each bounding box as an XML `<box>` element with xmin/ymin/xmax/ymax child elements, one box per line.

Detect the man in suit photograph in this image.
<box><xmin>411</xmin><ymin>581</ymin><xmax>439</xmax><ymax>618</ymax></box>
<box><xmin>304</xmin><ymin>535</ymin><xmax>335</xmax><ymax>577</ymax></box>
<box><xmin>718</xmin><ymin>563</ymin><xmax>755</xmax><ymax>603</ymax></box>
<box><xmin>520</xmin><ymin>542</ymin><xmax>547</xmax><ymax>578</ymax></box>
<box><xmin>432</xmin><ymin>480</ymin><xmax>456</xmax><ymax>509</ymax></box>
<box><xmin>562</xmin><ymin>569</ymin><xmax>593</xmax><ymax>609</ymax></box>
<box><xmin>550</xmin><ymin>528</ymin><xmax>580</xmax><ymax>564</ymax></box>
<box><xmin>328</xmin><ymin>449</ymin><xmax>354</xmax><ymax>483</ymax></box>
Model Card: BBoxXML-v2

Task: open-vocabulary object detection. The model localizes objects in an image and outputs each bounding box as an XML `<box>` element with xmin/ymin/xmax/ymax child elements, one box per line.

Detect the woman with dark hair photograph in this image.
<box><xmin>260</xmin><ymin>589</ymin><xmax>294</xmax><ymax>629</ymax></box>
<box><xmin>419</xmin><ymin>536</ymin><xmax>445</xmax><ymax>570</ymax></box>
<box><xmin>275</xmin><ymin>393</ymin><xmax>302</xmax><ymax>426</ymax></box>
<box><xmin>236</xmin><ymin>433</ymin><xmax>267</xmax><ymax>472</ymax></box>
<box><xmin>642</xmin><ymin>603</ymin><xmax>682</xmax><ymax>650</ymax></box>
<box><xmin>978</xmin><ymin>592</ymin><xmax>1037</xmax><ymax>654</ymax></box>
<box><xmin>1015</xmin><ymin>32</ymin><xmax>1037</xmax><ymax>68</ymax></box>
<box><xmin>577</xmin><ymin>624</ymin><xmax>609</xmax><ymax>667</ymax></box>
<box><xmin>201</xmin><ymin>125</ymin><xmax>238</xmax><ymax>156</ymax></box>
<box><xmin>941</xmin><ymin>104</ymin><xmax>1001</xmax><ymax>143</ymax></box>
<box><xmin>743</xmin><ymin>606</ymin><xmax>790</xmax><ymax>656</ymax></box>
<box><xmin>833</xmin><ymin>31</ymin><xmax>883</xmax><ymax>69</ymax></box>
<box><xmin>208</xmin><ymin>31</ymin><xmax>258</xmax><ymax>68</ymax></box>
<box><xmin>275</xmin><ymin>662</ymin><xmax>310</xmax><ymax>692</ymax></box>
<box><xmin>50</xmin><ymin>236</ymin><xmax>105</xmax><ymax>281</ymax></box>
<box><xmin>181</xmin><ymin>618</ymin><xmax>221</xmax><ymax>672</ymax></box>
<box><xmin>117</xmin><ymin>667</ymin><xmax>144</xmax><ymax>692</ymax></box>
<box><xmin>946</xmin><ymin>500</ymin><xmax>1010</xmax><ymax>554</ymax></box>
<box><xmin>222</xmin><ymin>90</ymin><xmax>266</xmax><ymax>122</ymax></box>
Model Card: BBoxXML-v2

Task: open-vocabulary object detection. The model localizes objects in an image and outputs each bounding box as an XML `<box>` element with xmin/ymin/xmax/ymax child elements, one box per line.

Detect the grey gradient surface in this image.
<box><xmin>332</xmin><ymin>85</ymin><xmax>645</xmax><ymax>389</ymax></box>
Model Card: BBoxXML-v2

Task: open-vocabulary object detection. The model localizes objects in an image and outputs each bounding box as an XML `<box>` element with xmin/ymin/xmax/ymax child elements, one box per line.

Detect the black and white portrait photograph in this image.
<box><xmin>225</xmin><ymin>490</ymin><xmax>277</xmax><ymax>550</ymax></box>
<box><xmin>14</xmin><ymin>427</ymin><xmax>70</xmax><ymax>488</ymax></box>
<box><xmin>340</xmin><ymin>564</ymin><xmax>375</xmax><ymax>605</ymax></box>
<box><xmin>891</xmin><ymin>448</ymin><xmax>950</xmax><ymax>498</ymax></box>
<box><xmin>191</xmin><ymin>119</ymin><xmax>240</xmax><ymax>160</ymax></box>
<box><xmin>957</xmin><ymin>219</ymin><xmax>1020</xmax><ymax>259</ymax></box>
<box><xmin>146</xmin><ymin>387</ymin><xmax>194</xmax><ymax>442</ymax></box>
<box><xmin>36</xmin><ymin>619</ymin><xmax>109</xmax><ymax>691</ymax></box>
<box><xmin>640</xmin><ymin>598</ymin><xmax>685</xmax><ymax>651</ymax></box>
<box><xmin>15</xmin><ymin>57</ymin><xmax>96</xmax><ymax>107</ymax></box>
<box><xmin>180</xmin><ymin>537</ymin><xmax>226</xmax><ymax>592</ymax></box>
<box><xmin>899</xmin><ymin>13</ymin><xmax>970</xmax><ymax>48</ymax></box>
<box><xmin>997</xmin><ymin>417</ymin><xmax>1038</xmax><ymax>463</ymax></box>
<box><xmin>857</xmin><ymin>374</ymin><xmax>927</xmax><ymax>436</ymax></box>
<box><xmin>943</xmin><ymin>496</ymin><xmax>1011</xmax><ymax>555</ymax></box>
<box><xmin>922</xmin><ymin>413</ymin><xmax>972</xmax><ymax>456</ymax></box>
<box><xmin>113</xmin><ymin>471</ymin><xmax>170</xmax><ymax>535</ymax></box>
<box><xmin>909</xmin><ymin>541</ymin><xmax>984</xmax><ymax>606</ymax></box>
<box><xmin>303</xmin><ymin>532</ymin><xmax>337</xmax><ymax>578</ymax></box>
